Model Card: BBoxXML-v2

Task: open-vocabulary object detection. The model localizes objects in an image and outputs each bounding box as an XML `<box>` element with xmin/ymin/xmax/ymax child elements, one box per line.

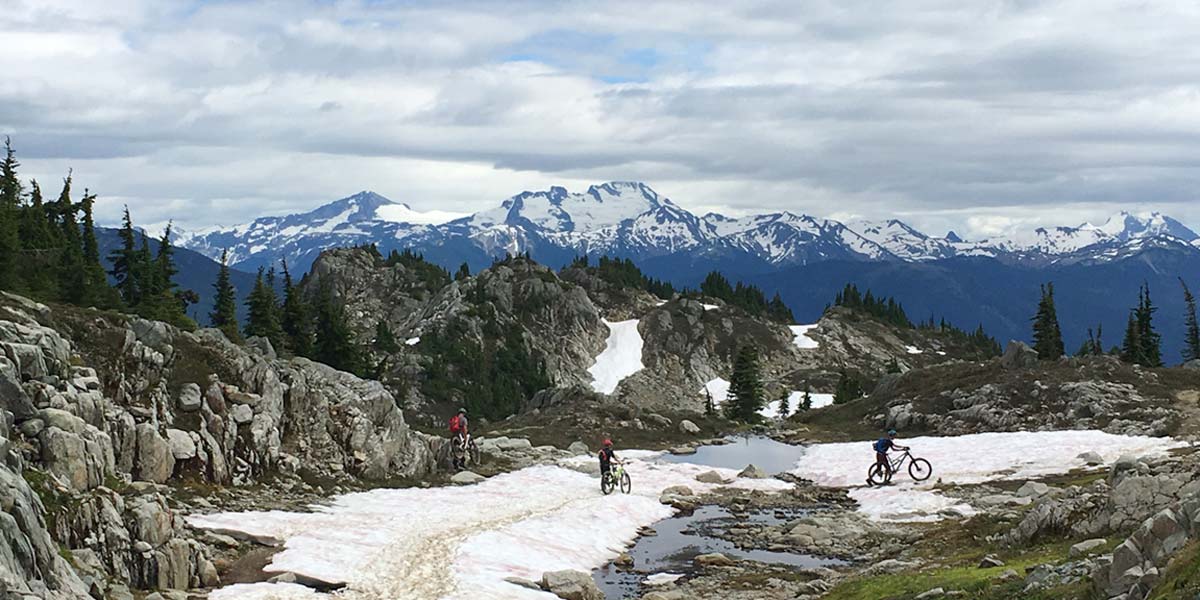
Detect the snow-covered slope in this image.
<box><xmin>169</xmin><ymin>185</ymin><xmax>1200</xmax><ymax>275</ymax></box>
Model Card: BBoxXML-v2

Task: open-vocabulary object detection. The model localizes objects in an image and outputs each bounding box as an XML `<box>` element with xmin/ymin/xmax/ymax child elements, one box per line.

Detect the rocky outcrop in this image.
<box><xmin>1001</xmin><ymin>452</ymin><xmax>1200</xmax><ymax>548</ymax></box>
<box><xmin>0</xmin><ymin>292</ymin><xmax>437</xmax><ymax>596</ymax></box>
<box><xmin>1094</xmin><ymin>490</ymin><xmax>1200</xmax><ymax>599</ymax></box>
<box><xmin>870</xmin><ymin>355</ymin><xmax>1179</xmax><ymax>437</ymax></box>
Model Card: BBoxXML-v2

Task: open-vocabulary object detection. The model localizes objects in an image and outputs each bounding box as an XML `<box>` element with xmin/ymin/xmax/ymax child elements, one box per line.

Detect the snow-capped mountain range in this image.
<box><xmin>168</xmin><ymin>182</ymin><xmax>1200</xmax><ymax>276</ymax></box>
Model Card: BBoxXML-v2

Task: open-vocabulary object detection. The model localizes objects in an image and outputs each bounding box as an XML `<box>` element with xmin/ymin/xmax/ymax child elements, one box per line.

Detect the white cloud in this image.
<box><xmin>2</xmin><ymin>0</ymin><xmax>1200</xmax><ymax>235</ymax></box>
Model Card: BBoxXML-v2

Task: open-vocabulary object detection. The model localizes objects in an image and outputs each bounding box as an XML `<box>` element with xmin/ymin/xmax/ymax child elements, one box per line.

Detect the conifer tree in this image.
<box><xmin>455</xmin><ymin>262</ymin><xmax>471</xmax><ymax>281</ymax></box>
<box><xmin>79</xmin><ymin>191</ymin><xmax>119</xmax><ymax>308</ymax></box>
<box><xmin>313</xmin><ymin>283</ymin><xmax>364</xmax><ymax>375</ymax></box>
<box><xmin>108</xmin><ymin>207</ymin><xmax>140</xmax><ymax>306</ymax></box>
<box><xmin>244</xmin><ymin>267</ymin><xmax>284</xmax><ymax>348</ymax></box>
<box><xmin>1031</xmin><ymin>283</ymin><xmax>1065</xmax><ymax>360</ymax></box>
<box><xmin>373</xmin><ymin>320</ymin><xmax>401</xmax><ymax>354</ymax></box>
<box><xmin>800</xmin><ymin>388</ymin><xmax>813</xmax><ymax>412</ymax></box>
<box><xmin>279</xmin><ymin>260</ymin><xmax>313</xmax><ymax>357</ymax></box>
<box><xmin>16</xmin><ymin>181</ymin><xmax>57</xmax><ymax>297</ymax></box>
<box><xmin>725</xmin><ymin>345</ymin><xmax>765</xmax><ymax>422</ymax></box>
<box><xmin>1182</xmin><ymin>279</ymin><xmax>1200</xmax><ymax>363</ymax></box>
<box><xmin>210</xmin><ymin>249</ymin><xmax>241</xmax><ymax>341</ymax></box>
<box><xmin>833</xmin><ymin>370</ymin><xmax>864</xmax><ymax>405</ymax></box>
<box><xmin>1121</xmin><ymin>284</ymin><xmax>1163</xmax><ymax>367</ymax></box>
<box><xmin>18</xmin><ymin>180</ymin><xmax>53</xmax><ymax>250</ymax></box>
<box><xmin>704</xmin><ymin>388</ymin><xmax>716</xmax><ymax>418</ymax></box>
<box><xmin>54</xmin><ymin>175</ymin><xmax>87</xmax><ymax>304</ymax></box>
<box><xmin>776</xmin><ymin>394</ymin><xmax>790</xmax><ymax>420</ymax></box>
<box><xmin>0</xmin><ymin>137</ymin><xmax>22</xmax><ymax>291</ymax></box>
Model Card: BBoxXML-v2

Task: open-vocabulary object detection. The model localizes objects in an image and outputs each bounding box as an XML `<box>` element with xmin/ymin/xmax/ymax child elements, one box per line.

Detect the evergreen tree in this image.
<box><xmin>244</xmin><ymin>267</ymin><xmax>284</xmax><ymax>348</ymax></box>
<box><xmin>704</xmin><ymin>388</ymin><xmax>716</xmax><ymax>418</ymax></box>
<box><xmin>724</xmin><ymin>345</ymin><xmax>765</xmax><ymax>422</ymax></box>
<box><xmin>312</xmin><ymin>283</ymin><xmax>365</xmax><ymax>375</ymax></box>
<box><xmin>108</xmin><ymin>206</ymin><xmax>140</xmax><ymax>306</ymax></box>
<box><xmin>1030</xmin><ymin>283</ymin><xmax>1065</xmax><ymax>360</ymax></box>
<box><xmin>373</xmin><ymin>320</ymin><xmax>401</xmax><ymax>354</ymax></box>
<box><xmin>210</xmin><ymin>249</ymin><xmax>241</xmax><ymax>341</ymax></box>
<box><xmin>53</xmin><ymin>175</ymin><xmax>87</xmax><ymax>304</ymax></box>
<box><xmin>79</xmin><ymin>191</ymin><xmax>119</xmax><ymax>308</ymax></box>
<box><xmin>800</xmin><ymin>388</ymin><xmax>813</xmax><ymax>412</ymax></box>
<box><xmin>833</xmin><ymin>370</ymin><xmax>864</xmax><ymax>405</ymax></box>
<box><xmin>280</xmin><ymin>260</ymin><xmax>313</xmax><ymax>357</ymax></box>
<box><xmin>1182</xmin><ymin>279</ymin><xmax>1200</xmax><ymax>363</ymax></box>
<box><xmin>776</xmin><ymin>394</ymin><xmax>790</xmax><ymax>420</ymax></box>
<box><xmin>1135</xmin><ymin>284</ymin><xmax>1163</xmax><ymax>367</ymax></box>
<box><xmin>16</xmin><ymin>181</ymin><xmax>56</xmax><ymax>297</ymax></box>
<box><xmin>0</xmin><ymin>137</ymin><xmax>22</xmax><ymax>291</ymax></box>
<box><xmin>455</xmin><ymin>262</ymin><xmax>471</xmax><ymax>281</ymax></box>
<box><xmin>1121</xmin><ymin>312</ymin><xmax>1142</xmax><ymax>364</ymax></box>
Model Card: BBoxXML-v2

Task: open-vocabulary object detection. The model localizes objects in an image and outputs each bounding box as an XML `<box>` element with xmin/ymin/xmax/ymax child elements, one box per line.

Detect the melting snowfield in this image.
<box><xmin>190</xmin><ymin>454</ymin><xmax>787</xmax><ymax>600</ymax></box>
<box><xmin>701</xmin><ymin>378</ymin><xmax>831</xmax><ymax>419</ymax></box>
<box><xmin>588</xmin><ymin>319</ymin><xmax>645</xmax><ymax>394</ymax></box>
<box><xmin>791</xmin><ymin>430</ymin><xmax>1186</xmax><ymax>522</ymax></box>
<box><xmin>788</xmin><ymin>324</ymin><xmax>820</xmax><ymax>350</ymax></box>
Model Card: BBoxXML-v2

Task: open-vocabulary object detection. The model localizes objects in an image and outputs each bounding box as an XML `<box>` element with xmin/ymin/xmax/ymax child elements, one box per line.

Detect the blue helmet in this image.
<box><xmin>887</xmin><ymin>429</ymin><xmax>897</xmax><ymax>436</ymax></box>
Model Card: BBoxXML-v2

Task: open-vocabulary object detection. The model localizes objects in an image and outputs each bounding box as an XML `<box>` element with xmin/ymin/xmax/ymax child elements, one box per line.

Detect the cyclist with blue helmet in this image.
<box><xmin>871</xmin><ymin>429</ymin><xmax>908</xmax><ymax>484</ymax></box>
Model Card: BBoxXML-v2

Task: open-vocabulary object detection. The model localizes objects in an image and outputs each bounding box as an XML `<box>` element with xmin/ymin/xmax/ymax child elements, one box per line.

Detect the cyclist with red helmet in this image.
<box><xmin>598</xmin><ymin>438</ymin><xmax>621</xmax><ymax>480</ymax></box>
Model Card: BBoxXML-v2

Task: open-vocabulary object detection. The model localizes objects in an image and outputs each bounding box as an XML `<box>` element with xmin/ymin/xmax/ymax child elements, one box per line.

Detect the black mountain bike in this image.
<box><xmin>867</xmin><ymin>449</ymin><xmax>932</xmax><ymax>486</ymax></box>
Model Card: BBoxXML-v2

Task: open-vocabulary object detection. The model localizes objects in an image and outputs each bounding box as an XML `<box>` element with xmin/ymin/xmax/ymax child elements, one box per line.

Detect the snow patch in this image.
<box><xmin>760</xmin><ymin>392</ymin><xmax>835</xmax><ymax>419</ymax></box>
<box><xmin>701</xmin><ymin>303</ymin><xmax>720</xmax><ymax>311</ymax></box>
<box><xmin>645</xmin><ymin>573</ymin><xmax>684</xmax><ymax>586</ymax></box>
<box><xmin>405</xmin><ymin>337</ymin><xmax>420</xmax><ymax>346</ymax></box>
<box><xmin>588</xmin><ymin>319</ymin><xmax>645</xmax><ymax>395</ymax></box>
<box><xmin>377</xmin><ymin>204</ymin><xmax>470</xmax><ymax>225</ymax></box>
<box><xmin>789</xmin><ymin>324</ymin><xmax>820</xmax><ymax>350</ymax></box>
<box><xmin>701</xmin><ymin>378</ymin><xmax>730</xmax><ymax>407</ymax></box>
<box><xmin>905</xmin><ymin>345</ymin><xmax>923</xmax><ymax>354</ymax></box>
<box><xmin>791</xmin><ymin>430</ymin><xmax>1184</xmax><ymax>522</ymax></box>
<box><xmin>194</xmin><ymin>457</ymin><xmax>788</xmax><ymax>599</ymax></box>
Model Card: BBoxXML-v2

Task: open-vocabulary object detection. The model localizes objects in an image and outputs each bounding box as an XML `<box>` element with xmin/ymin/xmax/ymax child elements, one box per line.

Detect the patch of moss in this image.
<box><xmin>1149</xmin><ymin>540</ymin><xmax>1200</xmax><ymax>599</ymax></box>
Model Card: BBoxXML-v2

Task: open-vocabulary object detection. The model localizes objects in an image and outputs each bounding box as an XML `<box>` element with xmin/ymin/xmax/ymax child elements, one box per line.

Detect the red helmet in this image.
<box><xmin>603</xmin><ymin>439</ymin><xmax>613</xmax><ymax>447</ymax></box>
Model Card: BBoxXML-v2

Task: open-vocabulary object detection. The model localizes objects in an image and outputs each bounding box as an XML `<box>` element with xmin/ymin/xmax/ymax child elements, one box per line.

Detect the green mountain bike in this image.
<box><xmin>601</xmin><ymin>463</ymin><xmax>632</xmax><ymax>495</ymax></box>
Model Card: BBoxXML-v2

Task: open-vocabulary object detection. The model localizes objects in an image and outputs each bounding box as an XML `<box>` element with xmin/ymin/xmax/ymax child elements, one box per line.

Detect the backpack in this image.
<box><xmin>873</xmin><ymin>438</ymin><xmax>889</xmax><ymax>453</ymax></box>
<box><xmin>449</xmin><ymin>415</ymin><xmax>462</xmax><ymax>433</ymax></box>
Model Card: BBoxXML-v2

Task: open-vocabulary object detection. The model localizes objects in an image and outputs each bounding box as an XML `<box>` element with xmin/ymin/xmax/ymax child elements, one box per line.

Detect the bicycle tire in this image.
<box><xmin>909</xmin><ymin>458</ymin><xmax>932</xmax><ymax>482</ymax></box>
<box><xmin>467</xmin><ymin>439</ymin><xmax>480</xmax><ymax>466</ymax></box>
<box><xmin>867</xmin><ymin>463</ymin><xmax>889</xmax><ymax>486</ymax></box>
<box><xmin>620</xmin><ymin>472</ymin><xmax>632</xmax><ymax>494</ymax></box>
<box><xmin>601</xmin><ymin>474</ymin><xmax>615</xmax><ymax>495</ymax></box>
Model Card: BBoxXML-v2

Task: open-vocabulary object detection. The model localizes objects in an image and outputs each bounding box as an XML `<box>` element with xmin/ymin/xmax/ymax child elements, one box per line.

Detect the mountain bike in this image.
<box><xmin>601</xmin><ymin>463</ymin><xmax>632</xmax><ymax>495</ymax></box>
<box><xmin>867</xmin><ymin>449</ymin><xmax>932</xmax><ymax>486</ymax></box>
<box><xmin>451</xmin><ymin>433</ymin><xmax>480</xmax><ymax>471</ymax></box>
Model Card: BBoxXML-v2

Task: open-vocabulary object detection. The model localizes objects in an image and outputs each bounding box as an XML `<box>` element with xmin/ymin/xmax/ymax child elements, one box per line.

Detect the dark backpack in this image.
<box><xmin>873</xmin><ymin>438</ymin><xmax>889</xmax><ymax>453</ymax></box>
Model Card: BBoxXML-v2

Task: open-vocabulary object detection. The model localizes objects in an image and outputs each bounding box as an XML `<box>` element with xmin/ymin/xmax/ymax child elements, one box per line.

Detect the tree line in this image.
<box><xmin>568</xmin><ymin>255</ymin><xmax>677</xmax><ymax>299</ymax></box>
<box><xmin>1030</xmin><ymin>280</ymin><xmax>1200</xmax><ymax>367</ymax></box>
<box><xmin>696</xmin><ymin>271</ymin><xmax>794</xmax><ymax>322</ymax></box>
<box><xmin>0</xmin><ymin>138</ymin><xmax>192</xmax><ymax>325</ymax></box>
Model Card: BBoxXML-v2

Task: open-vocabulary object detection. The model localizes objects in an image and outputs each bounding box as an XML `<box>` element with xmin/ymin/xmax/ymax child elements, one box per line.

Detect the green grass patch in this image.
<box><xmin>1149</xmin><ymin>540</ymin><xmax>1200</xmax><ymax>599</ymax></box>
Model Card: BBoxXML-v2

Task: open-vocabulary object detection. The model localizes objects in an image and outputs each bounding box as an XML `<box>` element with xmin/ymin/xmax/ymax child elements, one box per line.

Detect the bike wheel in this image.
<box><xmin>601</xmin><ymin>474</ymin><xmax>615</xmax><ymax>495</ymax></box>
<box><xmin>867</xmin><ymin>463</ymin><xmax>889</xmax><ymax>486</ymax></box>
<box><xmin>467</xmin><ymin>439</ymin><xmax>480</xmax><ymax>466</ymax></box>
<box><xmin>620</xmin><ymin>472</ymin><xmax>632</xmax><ymax>494</ymax></box>
<box><xmin>909</xmin><ymin>458</ymin><xmax>932</xmax><ymax>482</ymax></box>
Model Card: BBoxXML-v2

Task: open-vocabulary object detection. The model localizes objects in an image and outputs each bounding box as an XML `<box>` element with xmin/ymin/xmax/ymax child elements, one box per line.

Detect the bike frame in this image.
<box><xmin>887</xmin><ymin>450</ymin><xmax>912</xmax><ymax>473</ymax></box>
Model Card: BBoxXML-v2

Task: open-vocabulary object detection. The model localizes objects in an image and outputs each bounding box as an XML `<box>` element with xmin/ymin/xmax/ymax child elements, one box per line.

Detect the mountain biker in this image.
<box><xmin>598</xmin><ymin>438</ymin><xmax>622</xmax><ymax>480</ymax></box>
<box><xmin>872</xmin><ymin>429</ymin><xmax>908</xmax><ymax>484</ymax></box>
<box><xmin>449</xmin><ymin>408</ymin><xmax>470</xmax><ymax>469</ymax></box>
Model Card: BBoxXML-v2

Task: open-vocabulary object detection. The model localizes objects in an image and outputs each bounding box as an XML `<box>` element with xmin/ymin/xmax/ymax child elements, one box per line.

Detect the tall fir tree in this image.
<box><xmin>53</xmin><ymin>174</ymin><xmax>87</xmax><ymax>304</ymax></box>
<box><xmin>0</xmin><ymin>137</ymin><xmax>22</xmax><ymax>291</ymax></box>
<box><xmin>776</xmin><ymin>394</ymin><xmax>790</xmax><ymax>420</ymax></box>
<box><xmin>800</xmin><ymin>388</ymin><xmax>813</xmax><ymax>412</ymax></box>
<box><xmin>833</xmin><ymin>370</ymin><xmax>864</xmax><ymax>405</ymax></box>
<box><xmin>455</xmin><ymin>262</ymin><xmax>471</xmax><ymax>281</ymax></box>
<box><xmin>244</xmin><ymin>267</ymin><xmax>285</xmax><ymax>349</ymax></box>
<box><xmin>1031</xmin><ymin>283</ymin><xmax>1065</xmax><ymax>360</ymax></box>
<box><xmin>1182</xmin><ymin>279</ymin><xmax>1200</xmax><ymax>363</ymax></box>
<box><xmin>313</xmin><ymin>283</ymin><xmax>365</xmax><ymax>375</ymax></box>
<box><xmin>724</xmin><ymin>344</ymin><xmax>765</xmax><ymax>422</ymax></box>
<box><xmin>373</xmin><ymin>320</ymin><xmax>401</xmax><ymax>354</ymax></box>
<box><xmin>279</xmin><ymin>260</ymin><xmax>313</xmax><ymax>357</ymax></box>
<box><xmin>108</xmin><ymin>206</ymin><xmax>140</xmax><ymax>306</ymax></box>
<box><xmin>16</xmin><ymin>181</ymin><xmax>57</xmax><ymax>297</ymax></box>
<box><xmin>210</xmin><ymin>249</ymin><xmax>241</xmax><ymax>341</ymax></box>
<box><xmin>1121</xmin><ymin>284</ymin><xmax>1163</xmax><ymax>367</ymax></box>
<box><xmin>79</xmin><ymin>191</ymin><xmax>118</xmax><ymax>308</ymax></box>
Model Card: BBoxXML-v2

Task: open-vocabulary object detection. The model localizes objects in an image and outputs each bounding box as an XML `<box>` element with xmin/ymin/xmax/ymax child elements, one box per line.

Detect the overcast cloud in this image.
<box><xmin>3</xmin><ymin>0</ymin><xmax>1200</xmax><ymax>238</ymax></box>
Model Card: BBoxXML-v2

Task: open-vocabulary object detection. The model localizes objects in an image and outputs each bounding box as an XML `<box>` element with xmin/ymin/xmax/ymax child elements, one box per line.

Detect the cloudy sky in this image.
<box><xmin>4</xmin><ymin>0</ymin><xmax>1200</xmax><ymax>238</ymax></box>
